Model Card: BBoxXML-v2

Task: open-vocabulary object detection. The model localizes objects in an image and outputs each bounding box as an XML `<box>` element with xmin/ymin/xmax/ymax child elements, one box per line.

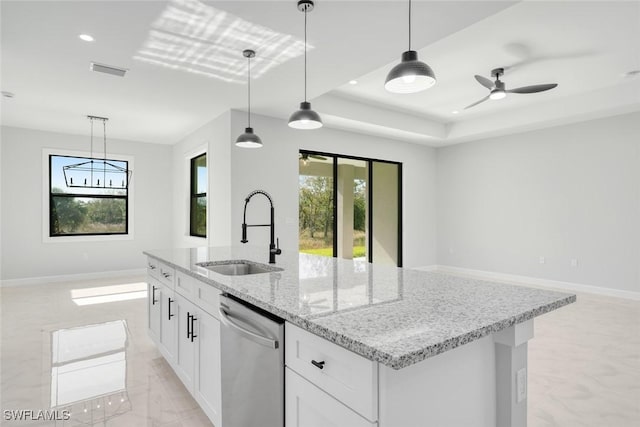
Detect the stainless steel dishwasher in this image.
<box><xmin>218</xmin><ymin>294</ymin><xmax>284</xmax><ymax>427</ymax></box>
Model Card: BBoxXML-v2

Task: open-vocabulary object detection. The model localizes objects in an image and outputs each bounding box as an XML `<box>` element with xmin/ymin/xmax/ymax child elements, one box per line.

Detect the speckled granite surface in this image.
<box><xmin>144</xmin><ymin>246</ymin><xmax>575</xmax><ymax>369</ymax></box>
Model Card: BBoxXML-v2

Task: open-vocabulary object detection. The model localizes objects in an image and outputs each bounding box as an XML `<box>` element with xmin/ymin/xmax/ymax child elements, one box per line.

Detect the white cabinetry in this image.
<box><xmin>194</xmin><ymin>309</ymin><xmax>222</xmax><ymax>427</ymax></box>
<box><xmin>147</xmin><ymin>279</ymin><xmax>162</xmax><ymax>342</ymax></box>
<box><xmin>285</xmin><ymin>323</ymin><xmax>378</xmax><ymax>426</ymax></box>
<box><xmin>146</xmin><ymin>257</ymin><xmax>222</xmax><ymax>427</ymax></box>
<box><xmin>286</xmin><ymin>368</ymin><xmax>376</xmax><ymax>427</ymax></box>
<box><xmin>174</xmin><ymin>293</ymin><xmax>197</xmax><ymax>391</ymax></box>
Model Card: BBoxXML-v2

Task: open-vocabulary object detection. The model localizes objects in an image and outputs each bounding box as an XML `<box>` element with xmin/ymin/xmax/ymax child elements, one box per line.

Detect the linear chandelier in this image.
<box><xmin>63</xmin><ymin>116</ymin><xmax>132</xmax><ymax>189</ymax></box>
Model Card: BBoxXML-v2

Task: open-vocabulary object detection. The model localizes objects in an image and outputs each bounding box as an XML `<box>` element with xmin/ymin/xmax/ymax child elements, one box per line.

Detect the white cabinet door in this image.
<box><xmin>148</xmin><ymin>279</ymin><xmax>162</xmax><ymax>343</ymax></box>
<box><xmin>286</xmin><ymin>368</ymin><xmax>376</xmax><ymax>427</ymax></box>
<box><xmin>174</xmin><ymin>294</ymin><xmax>197</xmax><ymax>391</ymax></box>
<box><xmin>194</xmin><ymin>310</ymin><xmax>222</xmax><ymax>427</ymax></box>
<box><xmin>159</xmin><ymin>284</ymin><xmax>177</xmax><ymax>363</ymax></box>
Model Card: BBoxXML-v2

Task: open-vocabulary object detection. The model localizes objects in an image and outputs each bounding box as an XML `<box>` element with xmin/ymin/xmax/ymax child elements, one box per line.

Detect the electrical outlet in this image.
<box><xmin>539</xmin><ymin>256</ymin><xmax>545</xmax><ymax>264</ymax></box>
<box><xmin>571</xmin><ymin>258</ymin><xmax>578</xmax><ymax>267</ymax></box>
<box><xmin>516</xmin><ymin>368</ymin><xmax>527</xmax><ymax>403</ymax></box>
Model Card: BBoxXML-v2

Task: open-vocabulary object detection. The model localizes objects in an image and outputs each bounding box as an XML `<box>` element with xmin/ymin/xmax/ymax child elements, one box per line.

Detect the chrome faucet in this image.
<box><xmin>241</xmin><ymin>190</ymin><xmax>282</xmax><ymax>264</ymax></box>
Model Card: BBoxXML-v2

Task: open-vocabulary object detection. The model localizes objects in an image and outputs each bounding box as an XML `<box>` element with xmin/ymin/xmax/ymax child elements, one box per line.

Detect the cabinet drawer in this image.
<box><xmin>157</xmin><ymin>262</ymin><xmax>175</xmax><ymax>288</ymax></box>
<box><xmin>147</xmin><ymin>257</ymin><xmax>160</xmax><ymax>279</ymax></box>
<box><xmin>285</xmin><ymin>323</ymin><xmax>378</xmax><ymax>422</ymax></box>
<box><xmin>175</xmin><ymin>271</ymin><xmax>196</xmax><ymax>298</ymax></box>
<box><xmin>286</xmin><ymin>368</ymin><xmax>376</xmax><ymax>427</ymax></box>
<box><xmin>194</xmin><ymin>282</ymin><xmax>221</xmax><ymax>319</ymax></box>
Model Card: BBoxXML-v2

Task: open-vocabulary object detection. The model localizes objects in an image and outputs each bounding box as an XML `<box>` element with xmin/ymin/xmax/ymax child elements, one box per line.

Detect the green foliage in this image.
<box><xmin>353</xmin><ymin>179</ymin><xmax>366</xmax><ymax>231</ymax></box>
<box><xmin>51</xmin><ymin>195</ymin><xmax>87</xmax><ymax>233</ymax></box>
<box><xmin>299</xmin><ymin>176</ymin><xmax>333</xmax><ymax>242</ymax></box>
<box><xmin>50</xmin><ymin>187</ymin><xmax>126</xmax><ymax>235</ymax></box>
<box><xmin>87</xmin><ymin>199</ymin><xmax>125</xmax><ymax>224</ymax></box>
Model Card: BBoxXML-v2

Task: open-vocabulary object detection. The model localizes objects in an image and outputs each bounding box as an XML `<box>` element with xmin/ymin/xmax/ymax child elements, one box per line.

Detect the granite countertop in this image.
<box><xmin>144</xmin><ymin>246</ymin><xmax>576</xmax><ymax>369</ymax></box>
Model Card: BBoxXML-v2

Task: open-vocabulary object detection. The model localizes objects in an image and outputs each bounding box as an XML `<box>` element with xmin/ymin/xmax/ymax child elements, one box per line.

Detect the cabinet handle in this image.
<box><xmin>148</xmin><ymin>264</ymin><xmax>156</xmax><ymax>270</ymax></box>
<box><xmin>311</xmin><ymin>360</ymin><xmax>325</xmax><ymax>370</ymax></box>
<box><xmin>168</xmin><ymin>298</ymin><xmax>174</xmax><ymax>319</ymax></box>
<box><xmin>162</xmin><ymin>271</ymin><xmax>171</xmax><ymax>278</ymax></box>
<box><xmin>187</xmin><ymin>312</ymin><xmax>192</xmax><ymax>338</ymax></box>
<box><xmin>190</xmin><ymin>315</ymin><xmax>198</xmax><ymax>342</ymax></box>
<box><xmin>152</xmin><ymin>286</ymin><xmax>158</xmax><ymax>305</ymax></box>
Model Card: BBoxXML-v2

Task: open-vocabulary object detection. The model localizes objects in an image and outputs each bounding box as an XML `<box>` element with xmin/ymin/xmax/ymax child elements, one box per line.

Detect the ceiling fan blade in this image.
<box><xmin>507</xmin><ymin>83</ymin><xmax>557</xmax><ymax>94</ymax></box>
<box><xmin>474</xmin><ymin>75</ymin><xmax>494</xmax><ymax>89</ymax></box>
<box><xmin>464</xmin><ymin>95</ymin><xmax>490</xmax><ymax>110</ymax></box>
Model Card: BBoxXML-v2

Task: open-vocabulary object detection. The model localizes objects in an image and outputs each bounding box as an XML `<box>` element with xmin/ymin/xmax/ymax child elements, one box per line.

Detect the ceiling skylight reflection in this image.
<box><xmin>134</xmin><ymin>0</ymin><xmax>307</xmax><ymax>83</ymax></box>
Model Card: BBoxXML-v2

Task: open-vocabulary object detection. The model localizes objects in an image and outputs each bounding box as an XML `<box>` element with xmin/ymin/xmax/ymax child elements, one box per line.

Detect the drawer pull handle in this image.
<box><xmin>148</xmin><ymin>264</ymin><xmax>156</xmax><ymax>270</ymax></box>
<box><xmin>311</xmin><ymin>360</ymin><xmax>325</xmax><ymax>370</ymax></box>
<box><xmin>162</xmin><ymin>272</ymin><xmax>171</xmax><ymax>278</ymax></box>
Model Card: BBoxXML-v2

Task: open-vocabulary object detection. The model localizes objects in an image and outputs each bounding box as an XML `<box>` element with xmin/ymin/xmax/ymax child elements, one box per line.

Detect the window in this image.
<box><xmin>49</xmin><ymin>155</ymin><xmax>129</xmax><ymax>236</ymax></box>
<box><xmin>299</xmin><ymin>150</ymin><xmax>402</xmax><ymax>266</ymax></box>
<box><xmin>190</xmin><ymin>153</ymin><xmax>207</xmax><ymax>237</ymax></box>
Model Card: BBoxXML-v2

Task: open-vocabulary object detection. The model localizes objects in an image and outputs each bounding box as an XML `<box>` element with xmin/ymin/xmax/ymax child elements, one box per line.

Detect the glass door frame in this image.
<box><xmin>299</xmin><ymin>150</ymin><xmax>403</xmax><ymax>267</ymax></box>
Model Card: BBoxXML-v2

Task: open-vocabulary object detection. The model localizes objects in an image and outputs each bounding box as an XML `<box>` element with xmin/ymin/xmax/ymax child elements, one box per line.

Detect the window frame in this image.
<box><xmin>189</xmin><ymin>152</ymin><xmax>207</xmax><ymax>238</ymax></box>
<box><xmin>299</xmin><ymin>150</ymin><xmax>403</xmax><ymax>266</ymax></box>
<box><xmin>42</xmin><ymin>148</ymin><xmax>134</xmax><ymax>243</ymax></box>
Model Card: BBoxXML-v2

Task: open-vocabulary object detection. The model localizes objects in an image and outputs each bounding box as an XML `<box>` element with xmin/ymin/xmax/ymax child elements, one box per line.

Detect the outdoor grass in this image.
<box><xmin>301</xmin><ymin>246</ymin><xmax>366</xmax><ymax>258</ymax></box>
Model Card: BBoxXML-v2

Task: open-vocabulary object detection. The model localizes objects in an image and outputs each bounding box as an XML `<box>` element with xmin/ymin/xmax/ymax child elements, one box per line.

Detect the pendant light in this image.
<box><xmin>384</xmin><ymin>0</ymin><xmax>436</xmax><ymax>94</ymax></box>
<box><xmin>236</xmin><ymin>49</ymin><xmax>263</xmax><ymax>148</ymax></box>
<box><xmin>288</xmin><ymin>0</ymin><xmax>323</xmax><ymax>130</ymax></box>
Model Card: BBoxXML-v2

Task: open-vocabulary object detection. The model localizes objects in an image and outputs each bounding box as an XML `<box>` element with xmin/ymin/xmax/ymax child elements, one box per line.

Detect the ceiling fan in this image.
<box><xmin>299</xmin><ymin>153</ymin><xmax>327</xmax><ymax>165</ymax></box>
<box><xmin>465</xmin><ymin>68</ymin><xmax>558</xmax><ymax>110</ymax></box>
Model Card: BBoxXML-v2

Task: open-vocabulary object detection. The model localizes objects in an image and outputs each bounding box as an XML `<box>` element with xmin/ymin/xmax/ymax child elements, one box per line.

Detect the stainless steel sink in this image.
<box><xmin>196</xmin><ymin>260</ymin><xmax>283</xmax><ymax>276</ymax></box>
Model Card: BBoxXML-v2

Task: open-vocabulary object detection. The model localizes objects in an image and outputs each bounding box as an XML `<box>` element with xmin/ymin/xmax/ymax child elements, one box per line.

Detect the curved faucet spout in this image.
<box><xmin>241</xmin><ymin>190</ymin><xmax>281</xmax><ymax>263</ymax></box>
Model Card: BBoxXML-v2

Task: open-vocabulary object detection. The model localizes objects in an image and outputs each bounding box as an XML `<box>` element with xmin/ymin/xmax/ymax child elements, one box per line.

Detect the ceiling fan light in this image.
<box><xmin>489</xmin><ymin>89</ymin><xmax>506</xmax><ymax>100</ymax></box>
<box><xmin>288</xmin><ymin>102</ymin><xmax>323</xmax><ymax>129</ymax></box>
<box><xmin>385</xmin><ymin>50</ymin><xmax>436</xmax><ymax>94</ymax></box>
<box><xmin>235</xmin><ymin>127</ymin><xmax>263</xmax><ymax>148</ymax></box>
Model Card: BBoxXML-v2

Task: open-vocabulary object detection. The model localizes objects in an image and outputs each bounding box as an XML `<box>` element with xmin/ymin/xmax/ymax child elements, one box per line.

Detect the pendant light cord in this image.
<box><xmin>304</xmin><ymin>7</ymin><xmax>308</xmax><ymax>102</ymax></box>
<box><xmin>103</xmin><ymin>119</ymin><xmax>107</xmax><ymax>161</ymax></box>
<box><xmin>247</xmin><ymin>55</ymin><xmax>251</xmax><ymax>127</ymax></box>
<box><xmin>408</xmin><ymin>0</ymin><xmax>412</xmax><ymax>51</ymax></box>
<box><xmin>90</xmin><ymin>118</ymin><xmax>94</xmax><ymax>160</ymax></box>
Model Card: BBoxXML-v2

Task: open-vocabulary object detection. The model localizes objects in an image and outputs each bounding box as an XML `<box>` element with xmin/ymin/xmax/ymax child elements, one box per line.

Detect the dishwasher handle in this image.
<box><xmin>219</xmin><ymin>306</ymin><xmax>279</xmax><ymax>349</ymax></box>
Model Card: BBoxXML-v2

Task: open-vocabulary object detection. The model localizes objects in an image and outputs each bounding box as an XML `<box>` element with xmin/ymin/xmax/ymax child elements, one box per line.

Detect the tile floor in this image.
<box><xmin>1</xmin><ymin>275</ymin><xmax>638</xmax><ymax>426</ymax></box>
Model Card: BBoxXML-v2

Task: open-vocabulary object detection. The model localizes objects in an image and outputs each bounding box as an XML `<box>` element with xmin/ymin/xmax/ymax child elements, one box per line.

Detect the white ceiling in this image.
<box><xmin>1</xmin><ymin>1</ymin><xmax>639</xmax><ymax>146</ymax></box>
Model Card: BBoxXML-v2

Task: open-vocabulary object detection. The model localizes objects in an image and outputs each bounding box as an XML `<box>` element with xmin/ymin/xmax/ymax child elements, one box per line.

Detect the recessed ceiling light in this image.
<box><xmin>349</xmin><ymin>80</ymin><xmax>358</xmax><ymax>85</ymax></box>
<box><xmin>79</xmin><ymin>34</ymin><xmax>95</xmax><ymax>42</ymax></box>
<box><xmin>451</xmin><ymin>110</ymin><xmax>459</xmax><ymax>114</ymax></box>
<box><xmin>1</xmin><ymin>91</ymin><xmax>15</xmax><ymax>98</ymax></box>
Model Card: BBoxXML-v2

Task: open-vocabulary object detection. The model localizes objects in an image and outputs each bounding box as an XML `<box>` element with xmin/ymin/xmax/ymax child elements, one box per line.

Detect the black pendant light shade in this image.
<box><xmin>235</xmin><ymin>127</ymin><xmax>263</xmax><ymax>148</ymax></box>
<box><xmin>385</xmin><ymin>0</ymin><xmax>436</xmax><ymax>94</ymax></box>
<box><xmin>236</xmin><ymin>49</ymin><xmax>263</xmax><ymax>148</ymax></box>
<box><xmin>288</xmin><ymin>101</ymin><xmax>323</xmax><ymax>129</ymax></box>
<box><xmin>385</xmin><ymin>50</ymin><xmax>436</xmax><ymax>93</ymax></box>
<box><xmin>288</xmin><ymin>0</ymin><xmax>322</xmax><ymax>130</ymax></box>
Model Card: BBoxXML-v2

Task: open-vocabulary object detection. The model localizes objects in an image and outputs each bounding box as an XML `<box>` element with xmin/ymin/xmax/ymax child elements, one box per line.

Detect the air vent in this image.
<box><xmin>90</xmin><ymin>62</ymin><xmax>128</xmax><ymax>77</ymax></box>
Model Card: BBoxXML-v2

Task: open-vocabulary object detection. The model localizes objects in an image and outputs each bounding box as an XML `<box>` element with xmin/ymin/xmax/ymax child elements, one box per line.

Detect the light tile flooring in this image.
<box><xmin>1</xmin><ymin>275</ymin><xmax>638</xmax><ymax>426</ymax></box>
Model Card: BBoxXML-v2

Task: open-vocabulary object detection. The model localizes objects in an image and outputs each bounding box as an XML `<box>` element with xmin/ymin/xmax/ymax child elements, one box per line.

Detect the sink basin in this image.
<box><xmin>196</xmin><ymin>260</ymin><xmax>283</xmax><ymax>276</ymax></box>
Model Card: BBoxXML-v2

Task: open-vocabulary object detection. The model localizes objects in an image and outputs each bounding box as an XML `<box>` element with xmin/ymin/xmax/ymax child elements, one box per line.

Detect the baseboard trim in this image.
<box><xmin>414</xmin><ymin>265</ymin><xmax>640</xmax><ymax>301</ymax></box>
<box><xmin>1</xmin><ymin>268</ymin><xmax>147</xmax><ymax>287</ymax></box>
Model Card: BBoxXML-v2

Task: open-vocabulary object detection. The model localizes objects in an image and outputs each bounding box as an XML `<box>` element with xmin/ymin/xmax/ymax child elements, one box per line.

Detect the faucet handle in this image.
<box><xmin>275</xmin><ymin>238</ymin><xmax>282</xmax><ymax>255</ymax></box>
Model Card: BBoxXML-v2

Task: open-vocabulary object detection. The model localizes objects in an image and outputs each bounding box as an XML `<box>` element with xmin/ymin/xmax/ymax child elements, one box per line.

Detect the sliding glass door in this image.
<box><xmin>299</xmin><ymin>150</ymin><xmax>402</xmax><ymax>266</ymax></box>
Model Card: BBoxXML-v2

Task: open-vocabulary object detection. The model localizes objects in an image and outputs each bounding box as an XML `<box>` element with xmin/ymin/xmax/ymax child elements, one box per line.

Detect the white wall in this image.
<box><xmin>0</xmin><ymin>126</ymin><xmax>173</xmax><ymax>280</ymax></box>
<box><xmin>229</xmin><ymin>111</ymin><xmax>438</xmax><ymax>268</ymax></box>
<box><xmin>171</xmin><ymin>112</ymin><xmax>232</xmax><ymax>248</ymax></box>
<box><xmin>436</xmin><ymin>112</ymin><xmax>640</xmax><ymax>293</ymax></box>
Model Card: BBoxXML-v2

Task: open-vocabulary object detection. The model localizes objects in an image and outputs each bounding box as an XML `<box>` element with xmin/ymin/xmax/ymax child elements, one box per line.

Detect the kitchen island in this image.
<box><xmin>144</xmin><ymin>246</ymin><xmax>575</xmax><ymax>427</ymax></box>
